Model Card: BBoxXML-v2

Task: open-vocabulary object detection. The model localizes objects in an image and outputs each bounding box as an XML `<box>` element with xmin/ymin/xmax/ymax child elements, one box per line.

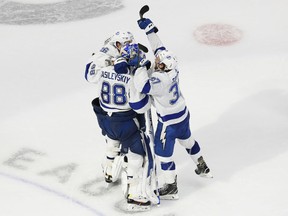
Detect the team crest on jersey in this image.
<box><xmin>150</xmin><ymin>77</ymin><xmax>161</xmax><ymax>84</ymax></box>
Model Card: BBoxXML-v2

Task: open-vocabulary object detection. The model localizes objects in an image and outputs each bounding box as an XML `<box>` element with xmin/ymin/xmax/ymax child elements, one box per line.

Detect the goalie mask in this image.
<box><xmin>156</xmin><ymin>50</ymin><xmax>177</xmax><ymax>72</ymax></box>
<box><xmin>120</xmin><ymin>43</ymin><xmax>146</xmax><ymax>67</ymax></box>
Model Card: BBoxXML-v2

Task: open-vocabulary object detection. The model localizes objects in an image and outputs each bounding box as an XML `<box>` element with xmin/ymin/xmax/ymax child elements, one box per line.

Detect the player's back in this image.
<box><xmin>98</xmin><ymin>66</ymin><xmax>133</xmax><ymax>113</ymax></box>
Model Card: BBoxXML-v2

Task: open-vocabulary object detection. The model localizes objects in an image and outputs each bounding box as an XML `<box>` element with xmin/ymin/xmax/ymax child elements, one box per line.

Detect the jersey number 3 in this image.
<box><xmin>169</xmin><ymin>82</ymin><xmax>180</xmax><ymax>105</ymax></box>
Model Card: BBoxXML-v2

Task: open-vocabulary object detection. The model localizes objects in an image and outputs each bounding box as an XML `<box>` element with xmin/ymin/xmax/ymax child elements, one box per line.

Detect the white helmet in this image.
<box><xmin>105</xmin><ymin>31</ymin><xmax>134</xmax><ymax>47</ymax></box>
<box><xmin>156</xmin><ymin>50</ymin><xmax>177</xmax><ymax>71</ymax></box>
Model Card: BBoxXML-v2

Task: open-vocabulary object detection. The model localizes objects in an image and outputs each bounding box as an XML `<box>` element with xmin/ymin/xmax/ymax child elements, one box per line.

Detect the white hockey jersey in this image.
<box><xmin>85</xmin><ymin>44</ymin><xmax>150</xmax><ymax>114</ymax></box>
<box><xmin>134</xmin><ymin>33</ymin><xmax>188</xmax><ymax>126</ymax></box>
<box><xmin>85</xmin><ymin>43</ymin><xmax>119</xmax><ymax>83</ymax></box>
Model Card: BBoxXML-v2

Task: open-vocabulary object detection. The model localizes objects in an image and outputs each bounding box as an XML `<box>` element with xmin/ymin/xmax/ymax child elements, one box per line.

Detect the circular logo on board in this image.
<box><xmin>194</xmin><ymin>24</ymin><xmax>243</xmax><ymax>46</ymax></box>
<box><xmin>0</xmin><ymin>0</ymin><xmax>123</xmax><ymax>25</ymax></box>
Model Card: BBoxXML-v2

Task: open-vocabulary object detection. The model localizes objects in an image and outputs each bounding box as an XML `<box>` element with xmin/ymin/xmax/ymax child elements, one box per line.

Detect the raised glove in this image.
<box><xmin>137</xmin><ymin>18</ymin><xmax>158</xmax><ymax>35</ymax></box>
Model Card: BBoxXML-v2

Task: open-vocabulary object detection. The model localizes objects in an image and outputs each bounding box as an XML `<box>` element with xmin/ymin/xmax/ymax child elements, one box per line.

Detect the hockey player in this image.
<box><xmin>85</xmin><ymin>41</ymin><xmax>154</xmax><ymax>211</ymax></box>
<box><xmin>132</xmin><ymin>17</ymin><xmax>213</xmax><ymax>200</ymax></box>
<box><xmin>86</xmin><ymin>31</ymin><xmax>134</xmax><ymax>79</ymax></box>
<box><xmin>85</xmin><ymin>31</ymin><xmax>135</xmax><ymax>183</ymax></box>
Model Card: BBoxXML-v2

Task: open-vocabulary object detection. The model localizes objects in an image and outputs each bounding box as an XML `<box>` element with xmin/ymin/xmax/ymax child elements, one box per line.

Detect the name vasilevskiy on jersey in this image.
<box><xmin>101</xmin><ymin>71</ymin><xmax>131</xmax><ymax>84</ymax></box>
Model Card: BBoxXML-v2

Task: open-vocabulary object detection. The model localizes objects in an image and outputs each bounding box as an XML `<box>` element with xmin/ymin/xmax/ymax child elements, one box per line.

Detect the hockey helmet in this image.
<box><xmin>105</xmin><ymin>31</ymin><xmax>134</xmax><ymax>47</ymax></box>
<box><xmin>156</xmin><ymin>50</ymin><xmax>177</xmax><ymax>71</ymax></box>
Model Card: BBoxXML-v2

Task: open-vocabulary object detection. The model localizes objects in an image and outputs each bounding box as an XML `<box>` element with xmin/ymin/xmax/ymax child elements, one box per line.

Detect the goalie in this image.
<box><xmin>85</xmin><ymin>35</ymin><xmax>158</xmax><ymax>211</ymax></box>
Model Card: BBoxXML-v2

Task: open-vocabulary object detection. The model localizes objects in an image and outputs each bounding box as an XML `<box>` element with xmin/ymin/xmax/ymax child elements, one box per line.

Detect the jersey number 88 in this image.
<box><xmin>101</xmin><ymin>81</ymin><xmax>127</xmax><ymax>105</ymax></box>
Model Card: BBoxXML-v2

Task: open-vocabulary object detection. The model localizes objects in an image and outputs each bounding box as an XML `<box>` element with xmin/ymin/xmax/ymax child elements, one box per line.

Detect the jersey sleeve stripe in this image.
<box><xmin>129</xmin><ymin>94</ymin><xmax>150</xmax><ymax>111</ymax></box>
<box><xmin>154</xmin><ymin>46</ymin><xmax>166</xmax><ymax>55</ymax></box>
<box><xmin>141</xmin><ymin>81</ymin><xmax>151</xmax><ymax>94</ymax></box>
<box><xmin>100</xmin><ymin>100</ymin><xmax>129</xmax><ymax>112</ymax></box>
<box><xmin>157</xmin><ymin>106</ymin><xmax>187</xmax><ymax>122</ymax></box>
<box><xmin>84</xmin><ymin>62</ymin><xmax>92</xmax><ymax>81</ymax></box>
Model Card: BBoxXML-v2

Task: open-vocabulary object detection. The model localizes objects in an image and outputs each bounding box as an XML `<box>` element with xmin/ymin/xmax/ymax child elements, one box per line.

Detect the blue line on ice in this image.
<box><xmin>0</xmin><ymin>171</ymin><xmax>105</xmax><ymax>216</ymax></box>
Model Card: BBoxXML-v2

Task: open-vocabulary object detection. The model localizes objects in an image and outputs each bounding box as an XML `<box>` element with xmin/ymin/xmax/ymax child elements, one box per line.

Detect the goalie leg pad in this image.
<box><xmin>110</xmin><ymin>155</ymin><xmax>125</xmax><ymax>182</ymax></box>
<box><xmin>102</xmin><ymin>136</ymin><xmax>122</xmax><ymax>183</ymax></box>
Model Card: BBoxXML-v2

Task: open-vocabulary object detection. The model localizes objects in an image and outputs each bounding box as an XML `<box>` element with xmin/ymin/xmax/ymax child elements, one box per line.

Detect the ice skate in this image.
<box><xmin>121</xmin><ymin>152</ymin><xmax>151</xmax><ymax>212</ymax></box>
<box><xmin>195</xmin><ymin>156</ymin><xmax>213</xmax><ymax>178</ymax></box>
<box><xmin>158</xmin><ymin>176</ymin><xmax>179</xmax><ymax>200</ymax></box>
<box><xmin>116</xmin><ymin>196</ymin><xmax>151</xmax><ymax>212</ymax></box>
<box><xmin>125</xmin><ymin>196</ymin><xmax>151</xmax><ymax>212</ymax></box>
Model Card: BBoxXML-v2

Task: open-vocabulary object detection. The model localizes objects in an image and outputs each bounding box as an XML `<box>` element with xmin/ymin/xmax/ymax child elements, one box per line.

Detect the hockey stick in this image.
<box><xmin>139</xmin><ymin>5</ymin><xmax>159</xmax><ymax>33</ymax></box>
<box><xmin>139</xmin><ymin>5</ymin><xmax>149</xmax><ymax>19</ymax></box>
<box><xmin>145</xmin><ymin>108</ymin><xmax>160</xmax><ymax>205</ymax></box>
<box><xmin>138</xmin><ymin>43</ymin><xmax>148</xmax><ymax>53</ymax></box>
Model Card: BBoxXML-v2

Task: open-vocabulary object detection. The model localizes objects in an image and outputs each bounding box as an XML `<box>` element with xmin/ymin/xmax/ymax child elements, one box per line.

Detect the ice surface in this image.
<box><xmin>0</xmin><ymin>0</ymin><xmax>288</xmax><ymax>215</ymax></box>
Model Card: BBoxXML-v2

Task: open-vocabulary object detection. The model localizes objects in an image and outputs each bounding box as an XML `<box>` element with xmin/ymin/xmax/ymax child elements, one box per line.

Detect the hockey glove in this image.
<box><xmin>139</xmin><ymin>58</ymin><xmax>151</xmax><ymax>70</ymax></box>
<box><xmin>137</xmin><ymin>18</ymin><xmax>158</xmax><ymax>35</ymax></box>
<box><xmin>114</xmin><ymin>57</ymin><xmax>129</xmax><ymax>74</ymax></box>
